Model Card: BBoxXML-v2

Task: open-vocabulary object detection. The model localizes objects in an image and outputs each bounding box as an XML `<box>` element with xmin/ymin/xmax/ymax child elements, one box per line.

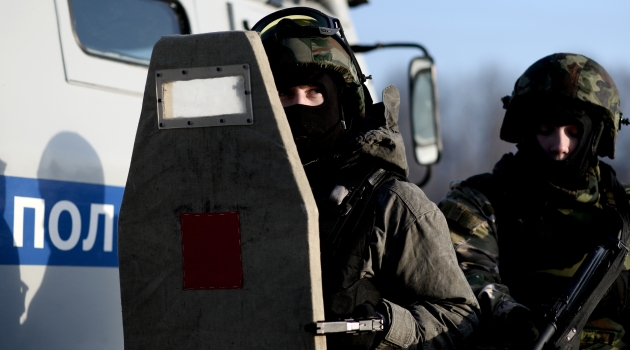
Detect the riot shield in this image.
<box><xmin>118</xmin><ymin>31</ymin><xmax>325</xmax><ymax>350</ymax></box>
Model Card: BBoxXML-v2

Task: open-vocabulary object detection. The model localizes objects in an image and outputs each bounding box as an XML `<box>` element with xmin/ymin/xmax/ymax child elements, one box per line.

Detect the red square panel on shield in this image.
<box><xmin>181</xmin><ymin>212</ymin><xmax>243</xmax><ymax>290</ymax></box>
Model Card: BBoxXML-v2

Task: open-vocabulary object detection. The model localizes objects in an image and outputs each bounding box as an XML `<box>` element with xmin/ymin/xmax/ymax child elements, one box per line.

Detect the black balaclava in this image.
<box><xmin>516</xmin><ymin>103</ymin><xmax>603</xmax><ymax>189</ymax></box>
<box><xmin>277</xmin><ymin>69</ymin><xmax>345</xmax><ymax>164</ymax></box>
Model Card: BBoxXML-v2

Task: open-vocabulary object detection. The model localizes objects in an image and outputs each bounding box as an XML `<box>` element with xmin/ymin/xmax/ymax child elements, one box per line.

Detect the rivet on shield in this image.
<box><xmin>216</xmin><ymin>67</ymin><xmax>222</xmax><ymax>72</ymax></box>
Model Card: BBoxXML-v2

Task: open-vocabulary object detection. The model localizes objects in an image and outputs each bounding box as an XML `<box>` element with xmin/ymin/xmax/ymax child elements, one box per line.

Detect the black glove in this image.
<box><xmin>327</xmin><ymin>302</ymin><xmax>387</xmax><ymax>350</ymax></box>
<box><xmin>592</xmin><ymin>270</ymin><xmax>629</xmax><ymax>318</ymax></box>
<box><xmin>502</xmin><ymin>307</ymin><xmax>540</xmax><ymax>348</ymax></box>
<box><xmin>352</xmin><ymin>302</ymin><xmax>379</xmax><ymax>319</ymax></box>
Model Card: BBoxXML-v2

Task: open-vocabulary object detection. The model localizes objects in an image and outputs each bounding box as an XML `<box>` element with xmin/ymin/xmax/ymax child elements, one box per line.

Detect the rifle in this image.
<box><xmin>531</xmin><ymin>236</ymin><xmax>628</xmax><ymax>350</ymax></box>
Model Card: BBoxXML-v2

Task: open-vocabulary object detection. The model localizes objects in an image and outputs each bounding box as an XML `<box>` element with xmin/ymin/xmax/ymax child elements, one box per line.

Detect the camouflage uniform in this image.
<box><xmin>439</xmin><ymin>53</ymin><xmax>630</xmax><ymax>349</ymax></box>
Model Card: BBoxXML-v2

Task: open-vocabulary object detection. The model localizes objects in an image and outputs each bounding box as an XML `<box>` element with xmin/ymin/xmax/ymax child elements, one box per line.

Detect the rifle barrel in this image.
<box><xmin>531</xmin><ymin>322</ymin><xmax>556</xmax><ymax>350</ymax></box>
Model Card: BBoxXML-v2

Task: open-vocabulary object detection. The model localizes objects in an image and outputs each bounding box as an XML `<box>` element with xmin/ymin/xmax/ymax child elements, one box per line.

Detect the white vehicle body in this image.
<box><xmin>0</xmin><ymin>0</ymin><xmax>365</xmax><ymax>348</ymax></box>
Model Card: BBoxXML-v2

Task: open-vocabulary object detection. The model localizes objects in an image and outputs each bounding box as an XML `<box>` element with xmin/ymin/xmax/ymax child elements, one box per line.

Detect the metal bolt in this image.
<box><xmin>247</xmin><ymin>119</ymin><xmax>251</xmax><ymax>123</ymax></box>
<box><xmin>220</xmin><ymin>119</ymin><xmax>225</xmax><ymax>123</ymax></box>
<box><xmin>216</xmin><ymin>67</ymin><xmax>222</xmax><ymax>72</ymax></box>
<box><xmin>159</xmin><ymin>123</ymin><xmax>164</xmax><ymax>127</ymax></box>
<box><xmin>243</xmin><ymin>65</ymin><xmax>248</xmax><ymax>69</ymax></box>
<box><xmin>182</xmin><ymin>70</ymin><xmax>187</xmax><ymax>75</ymax></box>
<box><xmin>566</xmin><ymin>328</ymin><xmax>577</xmax><ymax>341</ymax></box>
<box><xmin>158</xmin><ymin>98</ymin><xmax>162</xmax><ymax>103</ymax></box>
<box><xmin>244</xmin><ymin>90</ymin><xmax>250</xmax><ymax>95</ymax></box>
<box><xmin>187</xmin><ymin>121</ymin><xmax>192</xmax><ymax>125</ymax></box>
<box><xmin>156</xmin><ymin>73</ymin><xmax>162</xmax><ymax>77</ymax></box>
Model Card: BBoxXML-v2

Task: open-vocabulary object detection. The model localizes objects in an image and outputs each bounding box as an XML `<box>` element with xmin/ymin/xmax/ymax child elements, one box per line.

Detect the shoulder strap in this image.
<box><xmin>319</xmin><ymin>167</ymin><xmax>402</xmax><ymax>319</ymax></box>
<box><xmin>321</xmin><ymin>167</ymin><xmax>403</xmax><ymax>257</ymax></box>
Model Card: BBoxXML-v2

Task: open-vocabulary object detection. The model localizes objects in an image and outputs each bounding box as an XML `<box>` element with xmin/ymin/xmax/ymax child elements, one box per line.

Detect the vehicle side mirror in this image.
<box><xmin>409</xmin><ymin>56</ymin><xmax>441</xmax><ymax>165</ymax></box>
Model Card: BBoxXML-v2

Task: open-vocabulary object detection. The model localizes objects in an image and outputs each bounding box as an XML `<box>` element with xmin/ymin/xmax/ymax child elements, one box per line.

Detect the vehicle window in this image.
<box><xmin>69</xmin><ymin>0</ymin><xmax>190</xmax><ymax>64</ymax></box>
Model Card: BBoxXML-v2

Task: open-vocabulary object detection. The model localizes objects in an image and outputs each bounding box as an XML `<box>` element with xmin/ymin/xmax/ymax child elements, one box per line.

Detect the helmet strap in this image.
<box><xmin>339</xmin><ymin>86</ymin><xmax>348</xmax><ymax>130</ymax></box>
<box><xmin>591</xmin><ymin>120</ymin><xmax>604</xmax><ymax>157</ymax></box>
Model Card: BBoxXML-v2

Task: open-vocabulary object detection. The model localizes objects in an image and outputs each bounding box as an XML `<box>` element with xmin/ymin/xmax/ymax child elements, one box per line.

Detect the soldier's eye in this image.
<box><xmin>537</xmin><ymin>124</ymin><xmax>552</xmax><ymax>135</ymax></box>
<box><xmin>566</xmin><ymin>125</ymin><xmax>579</xmax><ymax>138</ymax></box>
<box><xmin>278</xmin><ymin>88</ymin><xmax>293</xmax><ymax>98</ymax></box>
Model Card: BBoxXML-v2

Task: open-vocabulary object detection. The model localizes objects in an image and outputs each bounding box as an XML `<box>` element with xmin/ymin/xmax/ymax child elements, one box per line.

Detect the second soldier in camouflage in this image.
<box><xmin>439</xmin><ymin>53</ymin><xmax>630</xmax><ymax>349</ymax></box>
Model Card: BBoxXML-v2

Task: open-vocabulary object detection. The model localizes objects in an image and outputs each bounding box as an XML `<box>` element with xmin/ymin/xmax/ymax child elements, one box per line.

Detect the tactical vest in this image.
<box><xmin>316</xmin><ymin>163</ymin><xmax>405</xmax><ymax>350</ymax></box>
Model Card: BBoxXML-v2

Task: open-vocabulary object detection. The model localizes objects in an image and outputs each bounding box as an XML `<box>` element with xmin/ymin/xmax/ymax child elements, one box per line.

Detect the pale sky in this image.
<box><xmin>350</xmin><ymin>1</ymin><xmax>630</xmax><ymax>188</ymax></box>
<box><xmin>350</xmin><ymin>1</ymin><xmax>630</xmax><ymax>92</ymax></box>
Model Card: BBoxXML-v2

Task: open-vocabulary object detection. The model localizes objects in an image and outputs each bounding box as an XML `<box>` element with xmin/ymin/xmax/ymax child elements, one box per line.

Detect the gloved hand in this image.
<box><xmin>331</xmin><ymin>301</ymin><xmax>387</xmax><ymax>350</ymax></box>
<box><xmin>502</xmin><ymin>307</ymin><xmax>540</xmax><ymax>347</ymax></box>
<box><xmin>592</xmin><ymin>270</ymin><xmax>629</xmax><ymax>318</ymax></box>
<box><xmin>352</xmin><ymin>301</ymin><xmax>382</xmax><ymax>319</ymax></box>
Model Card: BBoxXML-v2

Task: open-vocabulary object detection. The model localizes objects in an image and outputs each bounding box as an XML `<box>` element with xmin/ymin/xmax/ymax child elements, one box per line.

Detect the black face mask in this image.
<box><xmin>516</xmin><ymin>109</ymin><xmax>603</xmax><ymax>189</ymax></box>
<box><xmin>281</xmin><ymin>71</ymin><xmax>345</xmax><ymax>164</ymax></box>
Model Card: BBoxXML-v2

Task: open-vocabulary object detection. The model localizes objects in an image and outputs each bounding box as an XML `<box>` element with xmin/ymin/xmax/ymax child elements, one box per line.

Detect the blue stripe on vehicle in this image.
<box><xmin>0</xmin><ymin>176</ymin><xmax>123</xmax><ymax>267</ymax></box>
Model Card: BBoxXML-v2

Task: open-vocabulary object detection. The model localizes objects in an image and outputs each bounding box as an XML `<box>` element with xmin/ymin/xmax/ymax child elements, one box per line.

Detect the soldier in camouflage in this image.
<box><xmin>439</xmin><ymin>53</ymin><xmax>630</xmax><ymax>349</ymax></box>
<box><xmin>253</xmin><ymin>7</ymin><xmax>479</xmax><ymax>350</ymax></box>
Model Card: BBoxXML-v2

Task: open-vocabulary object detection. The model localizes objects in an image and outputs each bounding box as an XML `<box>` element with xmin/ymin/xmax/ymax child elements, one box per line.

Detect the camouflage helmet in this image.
<box><xmin>501</xmin><ymin>53</ymin><xmax>623</xmax><ymax>158</ymax></box>
<box><xmin>252</xmin><ymin>7</ymin><xmax>367</xmax><ymax>118</ymax></box>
